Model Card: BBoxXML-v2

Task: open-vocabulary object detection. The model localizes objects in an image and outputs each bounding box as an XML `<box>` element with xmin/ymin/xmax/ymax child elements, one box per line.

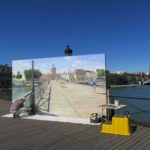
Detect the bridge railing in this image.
<box><xmin>109</xmin><ymin>95</ymin><xmax>150</xmax><ymax>126</ymax></box>
<box><xmin>17</xmin><ymin>80</ymin><xmax>50</xmax><ymax>112</ymax></box>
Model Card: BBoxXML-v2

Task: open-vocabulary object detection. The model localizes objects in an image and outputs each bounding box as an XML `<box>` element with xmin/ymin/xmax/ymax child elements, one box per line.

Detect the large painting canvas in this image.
<box><xmin>12</xmin><ymin>54</ymin><xmax>106</xmax><ymax>119</ymax></box>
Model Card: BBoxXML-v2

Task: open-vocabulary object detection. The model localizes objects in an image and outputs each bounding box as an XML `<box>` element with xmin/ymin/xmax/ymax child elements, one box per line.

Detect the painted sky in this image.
<box><xmin>0</xmin><ymin>0</ymin><xmax>150</xmax><ymax>72</ymax></box>
<box><xmin>13</xmin><ymin>54</ymin><xmax>105</xmax><ymax>74</ymax></box>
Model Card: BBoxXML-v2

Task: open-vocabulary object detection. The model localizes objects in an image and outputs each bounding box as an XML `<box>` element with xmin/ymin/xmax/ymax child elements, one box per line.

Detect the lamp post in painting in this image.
<box><xmin>31</xmin><ymin>60</ymin><xmax>36</xmax><ymax>114</ymax></box>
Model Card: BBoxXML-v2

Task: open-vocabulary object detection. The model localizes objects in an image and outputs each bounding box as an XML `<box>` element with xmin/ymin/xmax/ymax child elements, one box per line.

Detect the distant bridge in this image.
<box><xmin>139</xmin><ymin>79</ymin><xmax>150</xmax><ymax>85</ymax></box>
<box><xmin>143</xmin><ymin>79</ymin><xmax>150</xmax><ymax>85</ymax></box>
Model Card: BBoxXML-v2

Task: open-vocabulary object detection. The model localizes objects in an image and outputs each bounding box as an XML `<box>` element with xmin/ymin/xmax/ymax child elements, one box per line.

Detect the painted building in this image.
<box><xmin>74</xmin><ymin>69</ymin><xmax>86</xmax><ymax>82</ymax></box>
<box><xmin>50</xmin><ymin>64</ymin><xmax>56</xmax><ymax>79</ymax></box>
<box><xmin>85</xmin><ymin>70</ymin><xmax>96</xmax><ymax>81</ymax></box>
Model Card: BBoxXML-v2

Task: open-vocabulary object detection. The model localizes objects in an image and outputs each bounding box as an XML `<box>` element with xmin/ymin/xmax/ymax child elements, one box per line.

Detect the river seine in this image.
<box><xmin>110</xmin><ymin>85</ymin><xmax>150</xmax><ymax>125</ymax></box>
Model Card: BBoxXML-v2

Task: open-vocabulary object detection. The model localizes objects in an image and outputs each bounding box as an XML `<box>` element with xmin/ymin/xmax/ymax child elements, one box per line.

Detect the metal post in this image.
<box><xmin>105</xmin><ymin>55</ymin><xmax>109</xmax><ymax>118</ymax></box>
<box><xmin>31</xmin><ymin>60</ymin><xmax>35</xmax><ymax>114</ymax></box>
<box><xmin>105</xmin><ymin>55</ymin><xmax>109</xmax><ymax>104</ymax></box>
<box><xmin>105</xmin><ymin>54</ymin><xmax>112</xmax><ymax>119</ymax></box>
<box><xmin>64</xmin><ymin>45</ymin><xmax>73</xmax><ymax>56</ymax></box>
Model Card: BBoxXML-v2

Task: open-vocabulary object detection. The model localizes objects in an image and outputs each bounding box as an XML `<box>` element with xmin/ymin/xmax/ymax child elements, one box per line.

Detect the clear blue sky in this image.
<box><xmin>0</xmin><ymin>0</ymin><xmax>150</xmax><ymax>72</ymax></box>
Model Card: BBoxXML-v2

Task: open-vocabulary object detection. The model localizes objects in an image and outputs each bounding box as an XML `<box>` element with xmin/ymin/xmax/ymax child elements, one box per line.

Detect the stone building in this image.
<box><xmin>0</xmin><ymin>64</ymin><xmax>12</xmax><ymax>100</ymax></box>
<box><xmin>85</xmin><ymin>71</ymin><xmax>96</xmax><ymax>81</ymax></box>
<box><xmin>50</xmin><ymin>64</ymin><xmax>56</xmax><ymax>80</ymax></box>
<box><xmin>0</xmin><ymin>64</ymin><xmax>12</xmax><ymax>88</ymax></box>
<box><xmin>74</xmin><ymin>69</ymin><xmax>86</xmax><ymax>82</ymax></box>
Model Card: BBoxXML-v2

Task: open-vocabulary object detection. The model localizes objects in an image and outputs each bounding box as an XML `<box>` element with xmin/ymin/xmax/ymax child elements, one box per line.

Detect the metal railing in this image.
<box><xmin>109</xmin><ymin>95</ymin><xmax>150</xmax><ymax>126</ymax></box>
<box><xmin>17</xmin><ymin>80</ymin><xmax>50</xmax><ymax>112</ymax></box>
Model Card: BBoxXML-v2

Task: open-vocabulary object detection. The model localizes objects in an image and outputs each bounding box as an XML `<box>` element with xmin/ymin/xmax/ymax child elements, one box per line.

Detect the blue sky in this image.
<box><xmin>0</xmin><ymin>0</ymin><xmax>150</xmax><ymax>72</ymax></box>
<box><xmin>12</xmin><ymin>54</ymin><xmax>105</xmax><ymax>74</ymax></box>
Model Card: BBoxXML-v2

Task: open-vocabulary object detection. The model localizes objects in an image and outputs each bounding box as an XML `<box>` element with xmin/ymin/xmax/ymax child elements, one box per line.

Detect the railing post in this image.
<box><xmin>31</xmin><ymin>60</ymin><xmax>36</xmax><ymax>114</ymax></box>
<box><xmin>106</xmin><ymin>88</ymin><xmax>112</xmax><ymax>119</ymax></box>
<box><xmin>48</xmin><ymin>86</ymin><xmax>51</xmax><ymax>112</ymax></box>
<box><xmin>109</xmin><ymin>96</ymin><xmax>115</xmax><ymax>118</ymax></box>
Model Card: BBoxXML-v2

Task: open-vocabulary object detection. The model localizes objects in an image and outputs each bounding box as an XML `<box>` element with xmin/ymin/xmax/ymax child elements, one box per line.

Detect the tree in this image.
<box><xmin>108</xmin><ymin>73</ymin><xmax>128</xmax><ymax>85</ymax></box>
<box><xmin>97</xmin><ymin>69</ymin><xmax>110</xmax><ymax>78</ymax></box>
<box><xmin>24</xmin><ymin>69</ymin><xmax>42</xmax><ymax>80</ymax></box>
<box><xmin>13</xmin><ymin>74</ymin><xmax>16</xmax><ymax>78</ymax></box>
<box><xmin>15</xmin><ymin>71</ymin><xmax>22</xmax><ymax>79</ymax></box>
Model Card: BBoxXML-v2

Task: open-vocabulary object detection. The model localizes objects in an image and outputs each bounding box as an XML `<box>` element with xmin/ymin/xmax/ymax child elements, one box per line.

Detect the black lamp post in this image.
<box><xmin>64</xmin><ymin>45</ymin><xmax>73</xmax><ymax>56</ymax></box>
<box><xmin>31</xmin><ymin>60</ymin><xmax>36</xmax><ymax>114</ymax></box>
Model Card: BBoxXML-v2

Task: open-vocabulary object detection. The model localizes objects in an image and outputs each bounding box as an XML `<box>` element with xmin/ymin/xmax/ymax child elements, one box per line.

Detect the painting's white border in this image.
<box><xmin>2</xmin><ymin>113</ymin><xmax>101</xmax><ymax>126</ymax></box>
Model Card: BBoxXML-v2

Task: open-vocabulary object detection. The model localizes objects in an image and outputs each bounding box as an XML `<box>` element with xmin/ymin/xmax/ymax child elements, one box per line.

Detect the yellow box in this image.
<box><xmin>101</xmin><ymin>124</ymin><xmax>113</xmax><ymax>134</ymax></box>
<box><xmin>100</xmin><ymin>116</ymin><xmax>132</xmax><ymax>136</ymax></box>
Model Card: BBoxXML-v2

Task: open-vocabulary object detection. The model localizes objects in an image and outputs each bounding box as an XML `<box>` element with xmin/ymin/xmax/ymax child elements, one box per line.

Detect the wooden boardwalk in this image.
<box><xmin>0</xmin><ymin>99</ymin><xmax>150</xmax><ymax>150</ymax></box>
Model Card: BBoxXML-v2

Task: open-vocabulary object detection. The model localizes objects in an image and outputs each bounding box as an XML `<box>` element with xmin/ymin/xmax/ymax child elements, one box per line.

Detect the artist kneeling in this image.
<box><xmin>10</xmin><ymin>99</ymin><xmax>31</xmax><ymax>118</ymax></box>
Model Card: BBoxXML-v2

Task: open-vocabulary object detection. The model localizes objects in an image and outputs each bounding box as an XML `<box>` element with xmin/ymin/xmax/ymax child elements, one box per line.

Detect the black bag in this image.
<box><xmin>90</xmin><ymin>113</ymin><xmax>101</xmax><ymax>123</ymax></box>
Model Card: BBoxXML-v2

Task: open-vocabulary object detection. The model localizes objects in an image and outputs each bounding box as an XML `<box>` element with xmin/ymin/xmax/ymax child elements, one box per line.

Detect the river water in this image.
<box><xmin>110</xmin><ymin>85</ymin><xmax>150</xmax><ymax>125</ymax></box>
<box><xmin>12</xmin><ymin>86</ymin><xmax>31</xmax><ymax>102</ymax></box>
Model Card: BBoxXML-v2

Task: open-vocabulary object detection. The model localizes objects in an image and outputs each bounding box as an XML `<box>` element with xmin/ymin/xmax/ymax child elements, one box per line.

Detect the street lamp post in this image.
<box><xmin>64</xmin><ymin>45</ymin><xmax>73</xmax><ymax>56</ymax></box>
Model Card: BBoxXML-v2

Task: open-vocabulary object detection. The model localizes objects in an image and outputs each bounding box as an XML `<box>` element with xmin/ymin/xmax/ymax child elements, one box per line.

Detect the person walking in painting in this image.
<box><xmin>92</xmin><ymin>79</ymin><xmax>96</xmax><ymax>94</ymax></box>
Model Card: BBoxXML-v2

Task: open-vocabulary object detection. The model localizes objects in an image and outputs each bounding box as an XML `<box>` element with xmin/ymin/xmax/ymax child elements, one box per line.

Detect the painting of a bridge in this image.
<box><xmin>12</xmin><ymin>54</ymin><xmax>106</xmax><ymax>119</ymax></box>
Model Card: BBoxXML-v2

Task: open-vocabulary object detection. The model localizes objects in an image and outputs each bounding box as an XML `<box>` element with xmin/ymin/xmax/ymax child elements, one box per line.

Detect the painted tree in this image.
<box><xmin>15</xmin><ymin>71</ymin><xmax>22</xmax><ymax>79</ymax></box>
<box><xmin>24</xmin><ymin>69</ymin><xmax>42</xmax><ymax>80</ymax></box>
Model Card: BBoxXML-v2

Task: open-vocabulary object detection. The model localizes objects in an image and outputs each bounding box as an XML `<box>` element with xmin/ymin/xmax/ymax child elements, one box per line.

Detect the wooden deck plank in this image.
<box><xmin>111</xmin><ymin>126</ymin><xmax>150</xmax><ymax>150</ymax></box>
<box><xmin>130</xmin><ymin>130</ymin><xmax>150</xmax><ymax>150</ymax></box>
<box><xmin>138</xmin><ymin>138</ymin><xmax>150</xmax><ymax>150</ymax></box>
<box><xmin>105</xmin><ymin>127</ymin><xmax>144</xmax><ymax>150</ymax></box>
<box><xmin>0</xmin><ymin>99</ymin><xmax>150</xmax><ymax>150</ymax></box>
<box><xmin>47</xmin><ymin>128</ymin><xmax>99</xmax><ymax>150</ymax></box>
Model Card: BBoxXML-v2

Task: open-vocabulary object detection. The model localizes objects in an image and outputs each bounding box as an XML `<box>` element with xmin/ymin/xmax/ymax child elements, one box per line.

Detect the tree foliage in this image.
<box><xmin>97</xmin><ymin>69</ymin><xmax>110</xmax><ymax>78</ymax></box>
<box><xmin>97</xmin><ymin>70</ymin><xmax>149</xmax><ymax>85</ymax></box>
<box><xmin>108</xmin><ymin>73</ymin><xmax>128</xmax><ymax>85</ymax></box>
<box><xmin>15</xmin><ymin>71</ymin><xmax>22</xmax><ymax>79</ymax></box>
<box><xmin>24</xmin><ymin>69</ymin><xmax>42</xmax><ymax>80</ymax></box>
